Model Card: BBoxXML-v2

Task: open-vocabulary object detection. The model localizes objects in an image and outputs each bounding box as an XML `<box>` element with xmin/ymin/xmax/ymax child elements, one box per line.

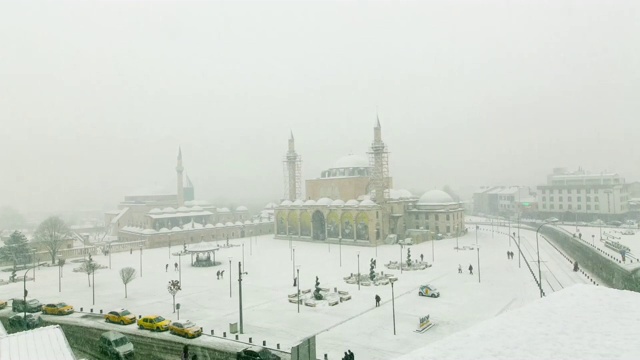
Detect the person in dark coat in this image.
<box><xmin>347</xmin><ymin>349</ymin><xmax>354</xmax><ymax>359</ymax></box>
<box><xmin>420</xmin><ymin>254</ymin><xmax>424</xmax><ymax>262</ymax></box>
<box><xmin>458</xmin><ymin>264</ymin><xmax>462</xmax><ymax>274</ymax></box>
<box><xmin>468</xmin><ymin>264</ymin><xmax>473</xmax><ymax>275</ymax></box>
<box><xmin>507</xmin><ymin>251</ymin><xmax>510</xmax><ymax>259</ymax></box>
<box><xmin>165</xmin><ymin>264</ymin><xmax>169</xmax><ymax>272</ymax></box>
<box><xmin>375</xmin><ymin>294</ymin><xmax>381</xmax><ymax>307</ymax></box>
<box><xmin>174</xmin><ymin>262</ymin><xmax>178</xmax><ymax>271</ymax></box>
<box><xmin>220</xmin><ymin>270</ymin><xmax>225</xmax><ymax>278</ymax></box>
<box><xmin>181</xmin><ymin>345</ymin><xmax>189</xmax><ymax>360</ymax></box>
<box><xmin>216</xmin><ymin>270</ymin><xmax>220</xmax><ymax>280</ymax></box>
<box><xmin>343</xmin><ymin>352</ymin><xmax>349</xmax><ymax>360</ymax></box>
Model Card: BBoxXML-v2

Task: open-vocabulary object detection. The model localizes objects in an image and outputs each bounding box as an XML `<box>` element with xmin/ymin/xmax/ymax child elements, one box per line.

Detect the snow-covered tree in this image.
<box><xmin>34</xmin><ymin>216</ymin><xmax>70</xmax><ymax>264</ymax></box>
<box><xmin>168</xmin><ymin>280</ymin><xmax>181</xmax><ymax>312</ymax></box>
<box><xmin>407</xmin><ymin>248</ymin><xmax>412</xmax><ymax>267</ymax></box>
<box><xmin>120</xmin><ymin>267</ymin><xmax>136</xmax><ymax>298</ymax></box>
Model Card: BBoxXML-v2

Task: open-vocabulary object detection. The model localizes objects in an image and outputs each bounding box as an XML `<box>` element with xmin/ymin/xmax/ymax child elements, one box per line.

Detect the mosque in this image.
<box><xmin>275</xmin><ymin>119</ymin><xmax>466</xmax><ymax>246</ymax></box>
<box><xmin>104</xmin><ymin>149</ymin><xmax>273</xmax><ymax>248</ymax></box>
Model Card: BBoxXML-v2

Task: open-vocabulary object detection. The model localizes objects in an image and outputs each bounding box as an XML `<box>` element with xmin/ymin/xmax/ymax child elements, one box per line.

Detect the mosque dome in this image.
<box><xmin>345</xmin><ymin>199</ymin><xmax>359</xmax><ymax>206</ymax></box>
<box><xmin>333</xmin><ymin>154</ymin><xmax>370</xmax><ymax>169</ymax></box>
<box><xmin>162</xmin><ymin>207</ymin><xmax>176</xmax><ymax>213</ymax></box>
<box><xmin>190</xmin><ymin>205</ymin><xmax>203</xmax><ymax>211</ymax></box>
<box><xmin>280</xmin><ymin>200</ymin><xmax>292</xmax><ymax>207</ymax></box>
<box><xmin>205</xmin><ymin>224</ymin><xmax>214</xmax><ymax>229</ymax></box>
<box><xmin>234</xmin><ymin>221</ymin><xmax>243</xmax><ymax>226</ymax></box>
<box><xmin>244</xmin><ymin>220</ymin><xmax>252</xmax><ymax>225</ymax></box>
<box><xmin>149</xmin><ymin>208</ymin><xmax>162</xmax><ymax>214</ymax></box>
<box><xmin>359</xmin><ymin>199</ymin><xmax>376</xmax><ymax>207</ymax></box>
<box><xmin>303</xmin><ymin>199</ymin><xmax>316</xmax><ymax>206</ymax></box>
<box><xmin>225</xmin><ymin>222</ymin><xmax>234</xmax><ymax>226</ymax></box>
<box><xmin>236</xmin><ymin>205</ymin><xmax>249</xmax><ymax>211</ymax></box>
<box><xmin>171</xmin><ymin>226</ymin><xmax>182</xmax><ymax>231</ymax></box>
<box><xmin>317</xmin><ymin>198</ymin><xmax>333</xmax><ymax>206</ymax></box>
<box><xmin>418</xmin><ymin>190</ymin><xmax>455</xmax><ymax>205</ymax></box>
<box><xmin>291</xmin><ymin>200</ymin><xmax>304</xmax><ymax>206</ymax></box>
<box><xmin>218</xmin><ymin>207</ymin><xmax>231</xmax><ymax>213</ymax></box>
<box><xmin>215</xmin><ymin>223</ymin><xmax>224</xmax><ymax>228</ymax></box>
<box><xmin>320</xmin><ymin>154</ymin><xmax>371</xmax><ymax>179</ymax></box>
<box><xmin>159</xmin><ymin>227</ymin><xmax>170</xmax><ymax>233</ymax></box>
<box><xmin>331</xmin><ymin>199</ymin><xmax>345</xmax><ymax>206</ymax></box>
<box><xmin>265</xmin><ymin>202</ymin><xmax>277</xmax><ymax>209</ymax></box>
<box><xmin>177</xmin><ymin>206</ymin><xmax>190</xmax><ymax>212</ymax></box>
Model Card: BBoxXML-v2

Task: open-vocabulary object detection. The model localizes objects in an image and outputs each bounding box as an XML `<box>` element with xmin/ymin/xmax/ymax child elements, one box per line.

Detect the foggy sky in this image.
<box><xmin>1</xmin><ymin>0</ymin><xmax>639</xmax><ymax>214</ymax></box>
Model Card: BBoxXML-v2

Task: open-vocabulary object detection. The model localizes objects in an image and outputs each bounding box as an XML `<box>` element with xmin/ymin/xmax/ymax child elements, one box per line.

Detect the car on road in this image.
<box><xmin>42</xmin><ymin>302</ymin><xmax>74</xmax><ymax>315</ymax></box>
<box><xmin>12</xmin><ymin>298</ymin><xmax>42</xmax><ymax>313</ymax></box>
<box><xmin>137</xmin><ymin>315</ymin><xmax>170</xmax><ymax>332</ymax></box>
<box><xmin>99</xmin><ymin>331</ymin><xmax>135</xmax><ymax>359</ymax></box>
<box><xmin>8</xmin><ymin>313</ymin><xmax>44</xmax><ymax>330</ymax></box>
<box><xmin>105</xmin><ymin>308</ymin><xmax>136</xmax><ymax>325</ymax></box>
<box><xmin>237</xmin><ymin>346</ymin><xmax>281</xmax><ymax>360</ymax></box>
<box><xmin>169</xmin><ymin>320</ymin><xmax>202</xmax><ymax>338</ymax></box>
<box><xmin>418</xmin><ymin>284</ymin><xmax>440</xmax><ymax>298</ymax></box>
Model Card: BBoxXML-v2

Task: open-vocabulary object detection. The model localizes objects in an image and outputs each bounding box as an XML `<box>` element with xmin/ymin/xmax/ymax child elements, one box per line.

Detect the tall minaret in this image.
<box><xmin>284</xmin><ymin>131</ymin><xmax>302</xmax><ymax>200</ymax></box>
<box><xmin>176</xmin><ymin>147</ymin><xmax>185</xmax><ymax>207</ymax></box>
<box><xmin>369</xmin><ymin>115</ymin><xmax>389</xmax><ymax>204</ymax></box>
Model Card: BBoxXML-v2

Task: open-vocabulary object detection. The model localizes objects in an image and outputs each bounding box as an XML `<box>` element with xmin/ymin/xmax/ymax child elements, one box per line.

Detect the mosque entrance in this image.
<box><xmin>312</xmin><ymin>210</ymin><xmax>326</xmax><ymax>241</ymax></box>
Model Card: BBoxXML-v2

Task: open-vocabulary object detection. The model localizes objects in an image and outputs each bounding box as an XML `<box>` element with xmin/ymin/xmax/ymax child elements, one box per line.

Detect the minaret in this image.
<box><xmin>176</xmin><ymin>147</ymin><xmax>185</xmax><ymax>207</ymax></box>
<box><xmin>283</xmin><ymin>131</ymin><xmax>302</xmax><ymax>200</ymax></box>
<box><xmin>369</xmin><ymin>115</ymin><xmax>389</xmax><ymax>204</ymax></box>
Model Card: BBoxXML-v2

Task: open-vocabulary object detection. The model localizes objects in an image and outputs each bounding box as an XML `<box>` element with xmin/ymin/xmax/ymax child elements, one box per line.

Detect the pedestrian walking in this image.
<box><xmin>468</xmin><ymin>264</ymin><xmax>473</xmax><ymax>275</ymax></box>
<box><xmin>165</xmin><ymin>264</ymin><xmax>169</xmax><ymax>272</ymax></box>
<box><xmin>506</xmin><ymin>251</ymin><xmax>510</xmax><ymax>260</ymax></box>
<box><xmin>216</xmin><ymin>270</ymin><xmax>220</xmax><ymax>280</ymax></box>
<box><xmin>174</xmin><ymin>262</ymin><xmax>178</xmax><ymax>271</ymax></box>
<box><xmin>220</xmin><ymin>270</ymin><xmax>225</xmax><ymax>278</ymax></box>
<box><xmin>347</xmin><ymin>349</ymin><xmax>354</xmax><ymax>359</ymax></box>
<box><xmin>458</xmin><ymin>264</ymin><xmax>462</xmax><ymax>274</ymax></box>
<box><xmin>181</xmin><ymin>345</ymin><xmax>189</xmax><ymax>360</ymax></box>
<box><xmin>420</xmin><ymin>254</ymin><xmax>424</xmax><ymax>262</ymax></box>
<box><xmin>375</xmin><ymin>294</ymin><xmax>381</xmax><ymax>307</ymax></box>
<box><xmin>130</xmin><ymin>248</ymin><xmax>132</xmax><ymax>255</ymax></box>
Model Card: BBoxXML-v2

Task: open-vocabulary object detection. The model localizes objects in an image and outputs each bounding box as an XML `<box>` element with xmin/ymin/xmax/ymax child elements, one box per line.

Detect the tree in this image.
<box><xmin>120</xmin><ymin>267</ymin><xmax>137</xmax><ymax>298</ymax></box>
<box><xmin>167</xmin><ymin>280</ymin><xmax>181</xmax><ymax>313</ymax></box>
<box><xmin>79</xmin><ymin>254</ymin><xmax>98</xmax><ymax>287</ymax></box>
<box><xmin>33</xmin><ymin>216</ymin><xmax>70</xmax><ymax>264</ymax></box>
<box><xmin>0</xmin><ymin>231</ymin><xmax>30</xmax><ymax>270</ymax></box>
<box><xmin>369</xmin><ymin>258</ymin><xmax>377</xmax><ymax>281</ymax></box>
<box><xmin>313</xmin><ymin>276</ymin><xmax>323</xmax><ymax>300</ymax></box>
<box><xmin>406</xmin><ymin>247</ymin><xmax>412</xmax><ymax>267</ymax></box>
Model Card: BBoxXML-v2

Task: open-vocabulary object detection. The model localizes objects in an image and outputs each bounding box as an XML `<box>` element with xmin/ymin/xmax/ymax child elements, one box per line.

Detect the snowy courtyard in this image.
<box><xmin>0</xmin><ymin>223</ymin><xmax>593</xmax><ymax>359</ymax></box>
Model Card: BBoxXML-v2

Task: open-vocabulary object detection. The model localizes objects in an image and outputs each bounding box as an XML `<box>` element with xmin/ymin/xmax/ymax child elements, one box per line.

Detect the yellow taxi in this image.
<box><xmin>0</xmin><ymin>300</ymin><xmax>7</xmax><ymax>310</ymax></box>
<box><xmin>105</xmin><ymin>308</ymin><xmax>136</xmax><ymax>325</ymax></box>
<box><xmin>169</xmin><ymin>320</ymin><xmax>202</xmax><ymax>338</ymax></box>
<box><xmin>137</xmin><ymin>315</ymin><xmax>170</xmax><ymax>332</ymax></box>
<box><xmin>42</xmin><ymin>302</ymin><xmax>74</xmax><ymax>315</ymax></box>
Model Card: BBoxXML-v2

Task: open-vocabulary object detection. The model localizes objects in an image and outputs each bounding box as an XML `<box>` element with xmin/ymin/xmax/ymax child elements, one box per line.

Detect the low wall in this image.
<box><xmin>536</xmin><ymin>224</ymin><xmax>640</xmax><ymax>292</ymax></box>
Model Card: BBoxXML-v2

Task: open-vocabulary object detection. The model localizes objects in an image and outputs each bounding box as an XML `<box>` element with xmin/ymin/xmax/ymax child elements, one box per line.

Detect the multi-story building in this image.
<box><xmin>536</xmin><ymin>168</ymin><xmax>629</xmax><ymax>221</ymax></box>
<box><xmin>473</xmin><ymin>186</ymin><xmax>533</xmax><ymax>217</ymax></box>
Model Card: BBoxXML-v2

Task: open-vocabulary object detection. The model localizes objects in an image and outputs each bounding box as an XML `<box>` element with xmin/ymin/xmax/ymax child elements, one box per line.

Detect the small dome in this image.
<box><xmin>345</xmin><ymin>199</ymin><xmax>359</xmax><ymax>206</ymax></box>
<box><xmin>234</xmin><ymin>221</ymin><xmax>243</xmax><ymax>225</ymax></box>
<box><xmin>418</xmin><ymin>190</ymin><xmax>455</xmax><ymax>205</ymax></box>
<box><xmin>280</xmin><ymin>200</ymin><xmax>292</xmax><ymax>207</ymax></box>
<box><xmin>303</xmin><ymin>199</ymin><xmax>316</xmax><ymax>206</ymax></box>
<box><xmin>215</xmin><ymin>223</ymin><xmax>224</xmax><ymax>228</ymax></box>
<box><xmin>177</xmin><ymin>206</ymin><xmax>190</xmax><ymax>212</ymax></box>
<box><xmin>143</xmin><ymin>228</ymin><xmax>157</xmax><ymax>234</ymax></box>
<box><xmin>192</xmin><ymin>222</ymin><xmax>203</xmax><ymax>229</ymax></box>
<box><xmin>292</xmin><ymin>200</ymin><xmax>304</xmax><ymax>206</ymax></box>
<box><xmin>236</xmin><ymin>205</ymin><xmax>248</xmax><ymax>211</ymax></box>
<box><xmin>317</xmin><ymin>197</ymin><xmax>333</xmax><ymax>206</ymax></box>
<box><xmin>265</xmin><ymin>202</ymin><xmax>277</xmax><ymax>209</ymax></box>
<box><xmin>331</xmin><ymin>199</ymin><xmax>345</xmax><ymax>206</ymax></box>
<box><xmin>359</xmin><ymin>199</ymin><xmax>376</xmax><ymax>206</ymax></box>
<box><xmin>149</xmin><ymin>208</ymin><xmax>162</xmax><ymax>214</ymax></box>
<box><xmin>162</xmin><ymin>207</ymin><xmax>176</xmax><ymax>213</ymax></box>
<box><xmin>158</xmin><ymin>227</ymin><xmax>170</xmax><ymax>233</ymax></box>
<box><xmin>253</xmin><ymin>219</ymin><xmax>260</xmax><ymax>224</ymax></box>
<box><xmin>190</xmin><ymin>205</ymin><xmax>203</xmax><ymax>211</ymax></box>
<box><xmin>205</xmin><ymin>224</ymin><xmax>214</xmax><ymax>229</ymax></box>
<box><xmin>398</xmin><ymin>189</ymin><xmax>413</xmax><ymax>198</ymax></box>
<box><xmin>218</xmin><ymin>207</ymin><xmax>231</xmax><ymax>213</ymax></box>
<box><xmin>171</xmin><ymin>226</ymin><xmax>182</xmax><ymax>231</ymax></box>
<box><xmin>225</xmin><ymin>222</ymin><xmax>234</xmax><ymax>226</ymax></box>
<box><xmin>333</xmin><ymin>154</ymin><xmax>370</xmax><ymax>169</ymax></box>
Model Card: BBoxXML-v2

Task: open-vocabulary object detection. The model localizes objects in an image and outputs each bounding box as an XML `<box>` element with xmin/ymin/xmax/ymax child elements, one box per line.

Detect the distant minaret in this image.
<box><xmin>368</xmin><ymin>115</ymin><xmax>390</xmax><ymax>204</ymax></box>
<box><xmin>176</xmin><ymin>147</ymin><xmax>185</xmax><ymax>207</ymax></box>
<box><xmin>283</xmin><ymin>131</ymin><xmax>302</xmax><ymax>200</ymax></box>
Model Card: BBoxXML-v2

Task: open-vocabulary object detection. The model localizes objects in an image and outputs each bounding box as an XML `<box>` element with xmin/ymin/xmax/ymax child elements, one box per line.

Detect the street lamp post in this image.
<box><xmin>108</xmin><ymin>243</ymin><xmax>112</xmax><ymax>269</ymax></box>
<box><xmin>431</xmin><ymin>232</ymin><xmax>435</xmax><ymax>262</ymax></box>
<box><xmin>229</xmin><ymin>257</ymin><xmax>232</xmax><ymax>298</ymax></box>
<box><xmin>535</xmin><ymin>218</ymin><xmax>558</xmax><ymax>298</ymax></box>
<box><xmin>139</xmin><ymin>245</ymin><xmax>143</xmax><ymax>278</ymax></box>
<box><xmin>390</xmin><ymin>278</ymin><xmax>397</xmax><ymax>335</ymax></box>
<box><xmin>292</xmin><ymin>247</ymin><xmax>296</xmax><ymax>285</ymax></box>
<box><xmin>357</xmin><ymin>251</ymin><xmax>361</xmax><ymax>290</ymax></box>
<box><xmin>242</xmin><ymin>243</ymin><xmax>245</xmax><ymax>273</ymax></box>
<box><xmin>238</xmin><ymin>261</ymin><xmax>248</xmax><ymax>334</ymax></box>
<box><xmin>456</xmin><ymin>225</ymin><xmax>459</xmax><ymax>251</ymax></box>
<box><xmin>477</xmin><ymin>246</ymin><xmax>481</xmax><ymax>283</ymax></box>
<box><xmin>399</xmin><ymin>244</ymin><xmax>403</xmax><ymax>274</ymax></box>
<box><xmin>250</xmin><ymin>230</ymin><xmax>253</xmax><ymax>256</ymax></box>
<box><xmin>339</xmin><ymin>237</ymin><xmax>342</xmax><ymax>267</ymax></box>
<box><xmin>57</xmin><ymin>256</ymin><xmax>62</xmax><ymax>292</ymax></box>
<box><xmin>296</xmin><ymin>266</ymin><xmax>300</xmax><ymax>313</ymax></box>
<box><xmin>508</xmin><ymin>218</ymin><xmax>511</xmax><ymax>247</ymax></box>
<box><xmin>32</xmin><ymin>249</ymin><xmax>36</xmax><ymax>282</ymax></box>
<box><xmin>92</xmin><ymin>264</ymin><xmax>96</xmax><ymax>305</ymax></box>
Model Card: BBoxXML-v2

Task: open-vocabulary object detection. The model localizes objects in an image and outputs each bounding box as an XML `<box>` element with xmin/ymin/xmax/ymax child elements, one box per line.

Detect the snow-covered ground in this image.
<box><xmin>0</xmin><ymin>227</ymin><xmax>593</xmax><ymax>359</ymax></box>
<box><xmin>396</xmin><ymin>284</ymin><xmax>640</xmax><ymax>360</ymax></box>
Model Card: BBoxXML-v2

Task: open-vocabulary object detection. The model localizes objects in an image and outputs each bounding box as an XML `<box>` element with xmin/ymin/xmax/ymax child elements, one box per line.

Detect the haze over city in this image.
<box><xmin>1</xmin><ymin>0</ymin><xmax>638</xmax><ymax>214</ymax></box>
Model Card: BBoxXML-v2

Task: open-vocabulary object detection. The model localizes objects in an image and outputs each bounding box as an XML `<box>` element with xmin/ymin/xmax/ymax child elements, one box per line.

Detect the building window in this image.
<box><xmin>578</xmin><ymin>204</ymin><xmax>582</xmax><ymax>210</ymax></box>
<box><xmin>595</xmin><ymin>196</ymin><xmax>599</xmax><ymax>202</ymax></box>
<box><xmin>568</xmin><ymin>196</ymin><xmax>572</xmax><ymax>202</ymax></box>
<box><xmin>446</xmin><ymin>214</ymin><xmax>450</xmax><ymax>220</ymax></box>
<box><xmin>542</xmin><ymin>196</ymin><xmax>546</xmax><ymax>202</ymax></box>
<box><xmin>542</xmin><ymin>189</ymin><xmax>546</xmax><ymax>194</ymax></box>
<box><xmin>587</xmin><ymin>205</ymin><xmax>591</xmax><ymax>210</ymax></box>
<box><xmin>586</xmin><ymin>196</ymin><xmax>591</xmax><ymax>202</ymax></box>
<box><xmin>446</xmin><ymin>226</ymin><xmax>451</xmax><ymax>233</ymax></box>
<box><xmin>578</xmin><ymin>196</ymin><xmax>582</xmax><ymax>202</ymax></box>
<box><xmin>415</xmin><ymin>214</ymin><xmax>419</xmax><ymax>220</ymax></box>
<box><xmin>576</xmin><ymin>189</ymin><xmax>581</xmax><ymax>194</ymax></box>
<box><xmin>587</xmin><ymin>189</ymin><xmax>591</xmax><ymax>194</ymax></box>
<box><xmin>568</xmin><ymin>204</ymin><xmax>572</xmax><ymax>210</ymax></box>
<box><xmin>595</xmin><ymin>204</ymin><xmax>600</xmax><ymax>211</ymax></box>
<box><xmin>550</xmin><ymin>204</ymin><xmax>555</xmax><ymax>210</ymax></box>
<box><xmin>567</xmin><ymin>189</ymin><xmax>572</xmax><ymax>194</ymax></box>
<box><xmin>559</xmin><ymin>204</ymin><xmax>563</xmax><ymax>210</ymax></box>
<box><xmin>550</xmin><ymin>196</ymin><xmax>554</xmax><ymax>202</ymax></box>
<box><xmin>435</xmin><ymin>215</ymin><xmax>439</xmax><ymax>221</ymax></box>
<box><xmin>559</xmin><ymin>196</ymin><xmax>563</xmax><ymax>202</ymax></box>
<box><xmin>542</xmin><ymin>204</ymin><xmax>547</xmax><ymax>209</ymax></box>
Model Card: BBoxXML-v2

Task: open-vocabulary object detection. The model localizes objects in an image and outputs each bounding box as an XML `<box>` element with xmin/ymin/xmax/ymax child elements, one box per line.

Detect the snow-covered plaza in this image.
<box><xmin>0</xmin><ymin>224</ymin><xmax>597</xmax><ymax>359</ymax></box>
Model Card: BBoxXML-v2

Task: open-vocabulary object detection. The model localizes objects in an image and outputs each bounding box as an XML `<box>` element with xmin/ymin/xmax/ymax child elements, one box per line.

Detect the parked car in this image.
<box><xmin>137</xmin><ymin>315</ymin><xmax>170</xmax><ymax>332</ymax></box>
<box><xmin>42</xmin><ymin>302</ymin><xmax>74</xmax><ymax>315</ymax></box>
<box><xmin>0</xmin><ymin>300</ymin><xmax>7</xmax><ymax>309</ymax></box>
<box><xmin>12</xmin><ymin>298</ymin><xmax>42</xmax><ymax>313</ymax></box>
<box><xmin>8</xmin><ymin>313</ymin><xmax>44</xmax><ymax>330</ymax></box>
<box><xmin>169</xmin><ymin>320</ymin><xmax>202</xmax><ymax>338</ymax></box>
<box><xmin>418</xmin><ymin>284</ymin><xmax>440</xmax><ymax>298</ymax></box>
<box><xmin>237</xmin><ymin>346</ymin><xmax>281</xmax><ymax>360</ymax></box>
<box><xmin>99</xmin><ymin>331</ymin><xmax>135</xmax><ymax>359</ymax></box>
<box><xmin>105</xmin><ymin>308</ymin><xmax>136</xmax><ymax>325</ymax></box>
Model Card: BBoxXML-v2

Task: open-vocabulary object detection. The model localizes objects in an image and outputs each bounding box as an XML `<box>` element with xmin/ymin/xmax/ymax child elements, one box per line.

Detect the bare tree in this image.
<box><xmin>34</xmin><ymin>216</ymin><xmax>70</xmax><ymax>264</ymax></box>
<box><xmin>120</xmin><ymin>267</ymin><xmax>137</xmax><ymax>298</ymax></box>
<box><xmin>79</xmin><ymin>255</ymin><xmax>98</xmax><ymax>287</ymax></box>
<box><xmin>167</xmin><ymin>280</ymin><xmax>181</xmax><ymax>313</ymax></box>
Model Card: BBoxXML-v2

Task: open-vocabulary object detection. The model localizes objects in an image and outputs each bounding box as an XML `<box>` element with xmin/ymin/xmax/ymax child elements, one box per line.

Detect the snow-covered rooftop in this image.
<box><xmin>395</xmin><ymin>284</ymin><xmax>640</xmax><ymax>360</ymax></box>
<box><xmin>0</xmin><ymin>325</ymin><xmax>76</xmax><ymax>360</ymax></box>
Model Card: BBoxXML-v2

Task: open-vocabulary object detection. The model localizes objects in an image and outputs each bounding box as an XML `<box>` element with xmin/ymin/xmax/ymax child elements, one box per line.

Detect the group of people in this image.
<box><xmin>458</xmin><ymin>264</ymin><xmax>473</xmax><ymax>275</ymax></box>
<box><xmin>181</xmin><ymin>345</ymin><xmax>197</xmax><ymax>360</ymax></box>
<box><xmin>216</xmin><ymin>270</ymin><xmax>226</xmax><ymax>279</ymax></box>
<box><xmin>342</xmin><ymin>349</ymin><xmax>355</xmax><ymax>360</ymax></box>
<box><xmin>165</xmin><ymin>263</ymin><xmax>179</xmax><ymax>272</ymax></box>
<box><xmin>506</xmin><ymin>251</ymin><xmax>515</xmax><ymax>260</ymax></box>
